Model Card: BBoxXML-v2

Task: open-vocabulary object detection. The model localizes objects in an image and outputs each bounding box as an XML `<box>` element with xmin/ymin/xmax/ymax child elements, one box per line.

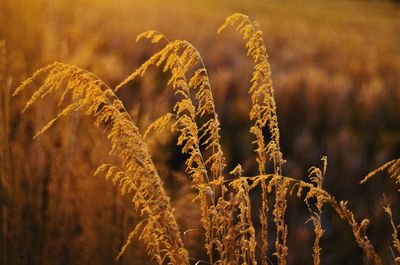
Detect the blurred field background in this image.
<box><xmin>1</xmin><ymin>0</ymin><xmax>400</xmax><ymax>264</ymax></box>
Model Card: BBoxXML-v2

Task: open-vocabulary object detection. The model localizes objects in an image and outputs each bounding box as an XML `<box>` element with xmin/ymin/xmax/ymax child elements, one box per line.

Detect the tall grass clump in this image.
<box><xmin>13</xmin><ymin>63</ymin><xmax>189</xmax><ymax>264</ymax></box>
<box><xmin>14</xmin><ymin>13</ymin><xmax>398</xmax><ymax>265</ymax></box>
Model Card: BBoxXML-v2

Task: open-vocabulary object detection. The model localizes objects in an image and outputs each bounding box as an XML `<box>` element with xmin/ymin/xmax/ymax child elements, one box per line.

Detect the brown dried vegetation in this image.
<box><xmin>10</xmin><ymin>13</ymin><xmax>400</xmax><ymax>265</ymax></box>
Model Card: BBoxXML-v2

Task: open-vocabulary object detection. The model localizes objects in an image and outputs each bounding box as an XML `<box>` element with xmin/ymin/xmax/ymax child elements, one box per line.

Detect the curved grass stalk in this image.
<box><xmin>13</xmin><ymin>62</ymin><xmax>189</xmax><ymax>265</ymax></box>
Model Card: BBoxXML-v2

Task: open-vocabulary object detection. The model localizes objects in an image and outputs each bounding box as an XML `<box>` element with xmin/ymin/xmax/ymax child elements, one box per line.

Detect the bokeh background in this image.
<box><xmin>1</xmin><ymin>0</ymin><xmax>399</xmax><ymax>264</ymax></box>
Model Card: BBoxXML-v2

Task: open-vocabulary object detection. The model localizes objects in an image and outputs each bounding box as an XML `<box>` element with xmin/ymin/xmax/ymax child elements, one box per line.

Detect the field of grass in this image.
<box><xmin>1</xmin><ymin>0</ymin><xmax>400</xmax><ymax>264</ymax></box>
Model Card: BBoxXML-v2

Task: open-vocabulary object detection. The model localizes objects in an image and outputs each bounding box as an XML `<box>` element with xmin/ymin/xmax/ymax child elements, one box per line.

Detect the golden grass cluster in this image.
<box><xmin>11</xmin><ymin>13</ymin><xmax>400</xmax><ymax>265</ymax></box>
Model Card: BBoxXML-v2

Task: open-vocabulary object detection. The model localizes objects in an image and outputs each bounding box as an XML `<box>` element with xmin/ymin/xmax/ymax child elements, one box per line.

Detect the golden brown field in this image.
<box><xmin>1</xmin><ymin>0</ymin><xmax>400</xmax><ymax>264</ymax></box>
